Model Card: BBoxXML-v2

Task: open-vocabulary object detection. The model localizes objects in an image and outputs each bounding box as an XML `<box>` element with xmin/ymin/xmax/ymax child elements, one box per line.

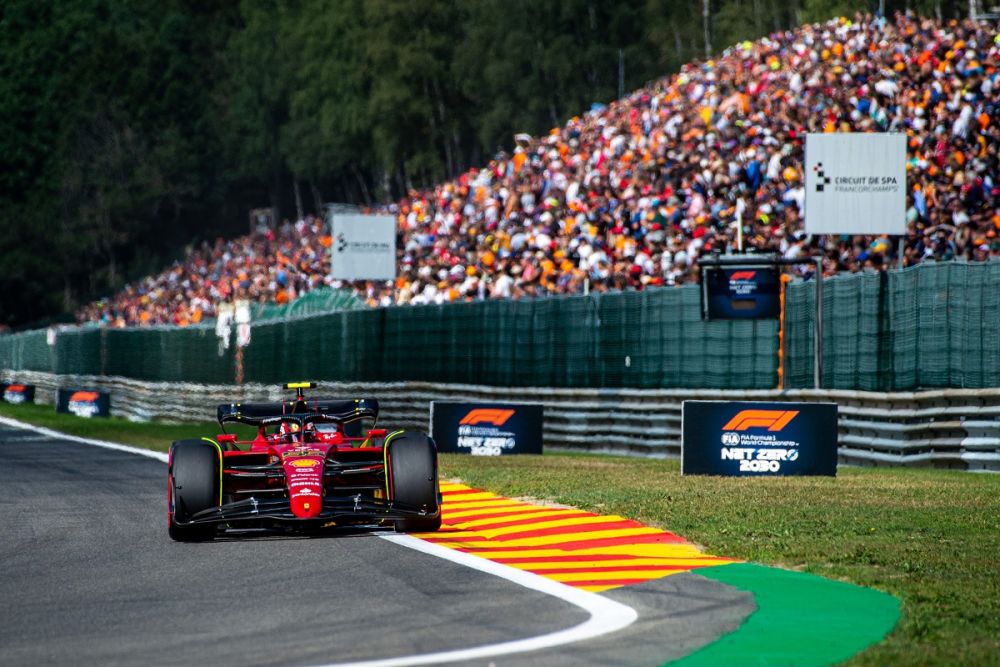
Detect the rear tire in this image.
<box><xmin>168</xmin><ymin>439</ymin><xmax>221</xmax><ymax>542</ymax></box>
<box><xmin>385</xmin><ymin>432</ymin><xmax>441</xmax><ymax>533</ymax></box>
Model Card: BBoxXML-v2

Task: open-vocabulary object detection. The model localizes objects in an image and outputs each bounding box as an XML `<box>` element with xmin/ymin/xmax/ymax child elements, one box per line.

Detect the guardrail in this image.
<box><xmin>4</xmin><ymin>370</ymin><xmax>998</xmax><ymax>471</ymax></box>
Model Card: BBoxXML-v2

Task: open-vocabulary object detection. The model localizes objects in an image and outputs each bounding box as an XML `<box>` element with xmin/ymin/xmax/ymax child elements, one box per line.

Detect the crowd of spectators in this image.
<box><xmin>80</xmin><ymin>12</ymin><xmax>999</xmax><ymax>325</ymax></box>
<box><xmin>76</xmin><ymin>217</ymin><xmax>333</xmax><ymax>327</ymax></box>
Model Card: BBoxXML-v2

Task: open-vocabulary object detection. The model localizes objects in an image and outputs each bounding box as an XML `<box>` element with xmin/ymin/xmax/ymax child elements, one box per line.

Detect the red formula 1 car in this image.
<box><xmin>167</xmin><ymin>382</ymin><xmax>441</xmax><ymax>541</ymax></box>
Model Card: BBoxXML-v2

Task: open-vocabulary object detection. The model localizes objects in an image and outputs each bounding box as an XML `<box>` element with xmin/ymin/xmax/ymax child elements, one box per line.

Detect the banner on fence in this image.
<box><xmin>431</xmin><ymin>401</ymin><xmax>543</xmax><ymax>455</ymax></box>
<box><xmin>56</xmin><ymin>388</ymin><xmax>111</xmax><ymax>418</ymax></box>
<box><xmin>3</xmin><ymin>383</ymin><xmax>35</xmax><ymax>404</ymax></box>
<box><xmin>682</xmin><ymin>400</ymin><xmax>838</xmax><ymax>476</ymax></box>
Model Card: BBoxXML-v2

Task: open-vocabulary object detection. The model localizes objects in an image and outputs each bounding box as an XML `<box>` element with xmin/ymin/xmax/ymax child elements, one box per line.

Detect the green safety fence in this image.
<box><xmin>2</xmin><ymin>262</ymin><xmax>997</xmax><ymax>391</ymax></box>
<box><xmin>102</xmin><ymin>326</ymin><xmax>234</xmax><ymax>384</ymax></box>
<box><xmin>250</xmin><ymin>287</ymin><xmax>366</xmax><ymax>321</ymax></box>
<box><xmin>375</xmin><ymin>289</ymin><xmax>777</xmax><ymax>389</ymax></box>
<box><xmin>891</xmin><ymin>261</ymin><xmax>1000</xmax><ymax>389</ymax></box>
<box><xmin>782</xmin><ymin>261</ymin><xmax>1000</xmax><ymax>390</ymax></box>
<box><xmin>53</xmin><ymin>327</ymin><xmax>103</xmax><ymax>376</ymax></box>
<box><xmin>0</xmin><ymin>328</ymin><xmax>52</xmax><ymax>373</ymax></box>
<box><xmin>243</xmin><ymin>308</ymin><xmax>384</xmax><ymax>384</ymax></box>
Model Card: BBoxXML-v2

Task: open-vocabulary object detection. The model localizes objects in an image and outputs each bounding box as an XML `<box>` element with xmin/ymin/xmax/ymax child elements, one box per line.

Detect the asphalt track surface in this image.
<box><xmin>0</xmin><ymin>423</ymin><xmax>754</xmax><ymax>667</ymax></box>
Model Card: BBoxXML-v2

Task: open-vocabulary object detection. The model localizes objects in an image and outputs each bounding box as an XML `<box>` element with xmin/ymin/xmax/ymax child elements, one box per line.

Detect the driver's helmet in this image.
<box><xmin>278</xmin><ymin>421</ymin><xmax>301</xmax><ymax>440</ymax></box>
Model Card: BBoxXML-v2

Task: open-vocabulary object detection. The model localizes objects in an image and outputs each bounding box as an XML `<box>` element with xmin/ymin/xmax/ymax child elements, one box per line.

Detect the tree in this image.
<box><xmin>219</xmin><ymin>0</ymin><xmax>296</xmax><ymax>220</ymax></box>
<box><xmin>279</xmin><ymin>0</ymin><xmax>371</xmax><ymax>206</ymax></box>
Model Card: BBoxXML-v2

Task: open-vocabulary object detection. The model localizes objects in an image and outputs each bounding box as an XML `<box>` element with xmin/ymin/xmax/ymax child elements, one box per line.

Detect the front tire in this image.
<box><xmin>168</xmin><ymin>439</ymin><xmax>221</xmax><ymax>541</ymax></box>
<box><xmin>385</xmin><ymin>432</ymin><xmax>441</xmax><ymax>533</ymax></box>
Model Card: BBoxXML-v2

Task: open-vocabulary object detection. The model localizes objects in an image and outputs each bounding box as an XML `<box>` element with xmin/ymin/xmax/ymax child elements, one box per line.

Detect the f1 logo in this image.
<box><xmin>722</xmin><ymin>410</ymin><xmax>798</xmax><ymax>432</ymax></box>
<box><xmin>728</xmin><ymin>271</ymin><xmax>756</xmax><ymax>280</ymax></box>
<box><xmin>69</xmin><ymin>391</ymin><xmax>100</xmax><ymax>402</ymax></box>
<box><xmin>460</xmin><ymin>409</ymin><xmax>515</xmax><ymax>426</ymax></box>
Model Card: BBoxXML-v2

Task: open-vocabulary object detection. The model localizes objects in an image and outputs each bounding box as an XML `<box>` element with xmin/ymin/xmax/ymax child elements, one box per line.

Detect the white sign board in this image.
<box><xmin>215</xmin><ymin>303</ymin><xmax>233</xmax><ymax>352</ymax></box>
<box><xmin>236</xmin><ymin>322</ymin><xmax>252</xmax><ymax>348</ymax></box>
<box><xmin>805</xmin><ymin>133</ymin><xmax>906</xmax><ymax>236</ymax></box>
<box><xmin>330</xmin><ymin>214</ymin><xmax>396</xmax><ymax>281</ymax></box>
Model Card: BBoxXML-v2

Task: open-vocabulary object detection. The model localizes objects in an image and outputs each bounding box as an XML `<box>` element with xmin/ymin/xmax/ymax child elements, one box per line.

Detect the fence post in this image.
<box><xmin>814</xmin><ymin>257</ymin><xmax>823</xmax><ymax>389</ymax></box>
<box><xmin>877</xmin><ymin>270</ymin><xmax>891</xmax><ymax>391</ymax></box>
<box><xmin>100</xmin><ymin>328</ymin><xmax>108</xmax><ymax>376</ymax></box>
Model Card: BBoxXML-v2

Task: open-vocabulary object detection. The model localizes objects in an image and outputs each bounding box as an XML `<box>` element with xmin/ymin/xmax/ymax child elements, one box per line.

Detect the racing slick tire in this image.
<box><xmin>168</xmin><ymin>439</ymin><xmax>222</xmax><ymax>542</ymax></box>
<box><xmin>385</xmin><ymin>432</ymin><xmax>442</xmax><ymax>533</ymax></box>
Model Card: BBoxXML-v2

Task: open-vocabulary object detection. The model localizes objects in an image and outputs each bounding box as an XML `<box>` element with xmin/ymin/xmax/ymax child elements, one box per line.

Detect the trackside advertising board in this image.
<box><xmin>56</xmin><ymin>388</ymin><xmax>111</xmax><ymax>418</ymax></box>
<box><xmin>431</xmin><ymin>402</ymin><xmax>543</xmax><ymax>455</ymax></box>
<box><xmin>804</xmin><ymin>133</ymin><xmax>906</xmax><ymax>236</ymax></box>
<box><xmin>703</xmin><ymin>266</ymin><xmax>781</xmax><ymax>319</ymax></box>
<box><xmin>329</xmin><ymin>214</ymin><xmax>397</xmax><ymax>281</ymax></box>
<box><xmin>682</xmin><ymin>401</ymin><xmax>838</xmax><ymax>476</ymax></box>
<box><xmin>3</xmin><ymin>383</ymin><xmax>35</xmax><ymax>404</ymax></box>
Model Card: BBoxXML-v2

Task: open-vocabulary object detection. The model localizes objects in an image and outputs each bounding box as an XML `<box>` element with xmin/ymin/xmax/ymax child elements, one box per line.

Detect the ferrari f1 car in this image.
<box><xmin>167</xmin><ymin>382</ymin><xmax>441</xmax><ymax>541</ymax></box>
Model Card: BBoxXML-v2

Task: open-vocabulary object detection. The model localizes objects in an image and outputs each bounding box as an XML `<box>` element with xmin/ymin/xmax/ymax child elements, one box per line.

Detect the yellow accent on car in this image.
<box><xmin>201</xmin><ymin>437</ymin><xmax>224</xmax><ymax>505</ymax></box>
<box><xmin>381</xmin><ymin>430</ymin><xmax>405</xmax><ymax>497</ymax></box>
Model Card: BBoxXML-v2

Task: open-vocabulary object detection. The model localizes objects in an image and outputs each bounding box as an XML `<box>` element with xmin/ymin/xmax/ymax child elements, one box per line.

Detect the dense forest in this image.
<box><xmin>0</xmin><ymin>0</ymin><xmax>979</xmax><ymax>327</ymax></box>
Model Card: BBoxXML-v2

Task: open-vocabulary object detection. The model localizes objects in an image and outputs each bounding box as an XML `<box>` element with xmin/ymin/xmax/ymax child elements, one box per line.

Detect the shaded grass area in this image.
<box><xmin>1</xmin><ymin>401</ymin><xmax>996</xmax><ymax>666</ymax></box>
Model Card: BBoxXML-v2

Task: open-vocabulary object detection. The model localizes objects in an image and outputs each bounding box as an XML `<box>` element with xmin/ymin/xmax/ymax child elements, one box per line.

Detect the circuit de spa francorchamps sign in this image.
<box><xmin>682</xmin><ymin>400</ymin><xmax>838</xmax><ymax>476</ymax></box>
<box><xmin>431</xmin><ymin>402</ymin><xmax>543</xmax><ymax>456</ymax></box>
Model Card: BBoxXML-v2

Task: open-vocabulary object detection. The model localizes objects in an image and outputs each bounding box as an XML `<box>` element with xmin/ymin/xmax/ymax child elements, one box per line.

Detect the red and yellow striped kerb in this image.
<box><xmin>414</xmin><ymin>482</ymin><xmax>735</xmax><ymax>592</ymax></box>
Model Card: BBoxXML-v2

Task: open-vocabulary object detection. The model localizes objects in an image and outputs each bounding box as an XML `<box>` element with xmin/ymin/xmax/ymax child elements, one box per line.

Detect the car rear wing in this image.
<box><xmin>217</xmin><ymin>398</ymin><xmax>379</xmax><ymax>426</ymax></box>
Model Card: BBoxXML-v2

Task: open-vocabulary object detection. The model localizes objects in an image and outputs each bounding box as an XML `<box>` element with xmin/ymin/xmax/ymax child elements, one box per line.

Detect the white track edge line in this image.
<box><xmin>0</xmin><ymin>416</ymin><xmax>169</xmax><ymax>462</ymax></box>
<box><xmin>0</xmin><ymin>415</ymin><xmax>638</xmax><ymax>665</ymax></box>
<box><xmin>316</xmin><ymin>534</ymin><xmax>639</xmax><ymax>667</ymax></box>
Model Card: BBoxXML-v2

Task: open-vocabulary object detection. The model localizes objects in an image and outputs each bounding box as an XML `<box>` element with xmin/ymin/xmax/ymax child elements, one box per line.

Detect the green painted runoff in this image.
<box><xmin>666</xmin><ymin>563</ymin><xmax>900</xmax><ymax>667</ymax></box>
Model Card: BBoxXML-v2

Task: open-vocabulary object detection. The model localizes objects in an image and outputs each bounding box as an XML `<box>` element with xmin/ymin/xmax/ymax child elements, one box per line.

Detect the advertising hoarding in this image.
<box><xmin>682</xmin><ymin>400</ymin><xmax>838</xmax><ymax>476</ymax></box>
<box><xmin>431</xmin><ymin>402</ymin><xmax>543</xmax><ymax>455</ymax></box>
<box><xmin>703</xmin><ymin>266</ymin><xmax>781</xmax><ymax>319</ymax></box>
<box><xmin>3</xmin><ymin>383</ymin><xmax>35</xmax><ymax>404</ymax></box>
<box><xmin>56</xmin><ymin>388</ymin><xmax>111</xmax><ymax>418</ymax></box>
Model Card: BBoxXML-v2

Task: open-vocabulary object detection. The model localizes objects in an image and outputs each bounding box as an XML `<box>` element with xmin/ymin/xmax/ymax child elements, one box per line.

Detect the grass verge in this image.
<box><xmin>2</xmin><ymin>401</ymin><xmax>997</xmax><ymax>666</ymax></box>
